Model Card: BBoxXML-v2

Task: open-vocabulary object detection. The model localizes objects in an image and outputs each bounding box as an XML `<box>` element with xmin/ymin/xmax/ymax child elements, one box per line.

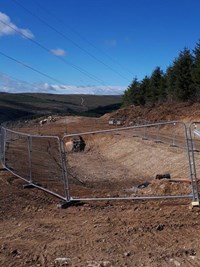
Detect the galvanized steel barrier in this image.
<box><xmin>0</xmin><ymin>121</ymin><xmax>200</xmax><ymax>207</ymax></box>
<box><xmin>0</xmin><ymin>126</ymin><xmax>4</xmax><ymax>162</ymax></box>
<box><xmin>62</xmin><ymin>121</ymin><xmax>196</xmax><ymax>204</ymax></box>
<box><xmin>188</xmin><ymin>122</ymin><xmax>200</xmax><ymax>204</ymax></box>
<box><xmin>0</xmin><ymin>127</ymin><xmax>69</xmax><ymax>201</ymax></box>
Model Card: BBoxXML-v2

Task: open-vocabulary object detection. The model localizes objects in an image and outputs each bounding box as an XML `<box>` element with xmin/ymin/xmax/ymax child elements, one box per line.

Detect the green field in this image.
<box><xmin>0</xmin><ymin>93</ymin><xmax>122</xmax><ymax>123</ymax></box>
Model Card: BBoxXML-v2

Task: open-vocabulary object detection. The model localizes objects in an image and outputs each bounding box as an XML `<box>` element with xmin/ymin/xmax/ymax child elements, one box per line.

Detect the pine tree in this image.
<box><xmin>166</xmin><ymin>65</ymin><xmax>177</xmax><ymax>101</ymax></box>
<box><xmin>122</xmin><ymin>41</ymin><xmax>200</xmax><ymax>106</ymax></box>
<box><xmin>173</xmin><ymin>48</ymin><xmax>194</xmax><ymax>101</ymax></box>
<box><xmin>148</xmin><ymin>67</ymin><xmax>166</xmax><ymax>104</ymax></box>
<box><xmin>192</xmin><ymin>40</ymin><xmax>200</xmax><ymax>101</ymax></box>
<box><xmin>122</xmin><ymin>78</ymin><xmax>140</xmax><ymax>106</ymax></box>
<box><xmin>140</xmin><ymin>76</ymin><xmax>150</xmax><ymax>105</ymax></box>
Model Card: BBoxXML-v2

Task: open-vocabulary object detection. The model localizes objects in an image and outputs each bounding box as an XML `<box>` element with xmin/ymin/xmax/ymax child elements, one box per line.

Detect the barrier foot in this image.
<box><xmin>57</xmin><ymin>200</ymin><xmax>84</xmax><ymax>209</ymax></box>
<box><xmin>191</xmin><ymin>201</ymin><xmax>200</xmax><ymax>208</ymax></box>
<box><xmin>23</xmin><ymin>182</ymin><xmax>41</xmax><ymax>189</ymax></box>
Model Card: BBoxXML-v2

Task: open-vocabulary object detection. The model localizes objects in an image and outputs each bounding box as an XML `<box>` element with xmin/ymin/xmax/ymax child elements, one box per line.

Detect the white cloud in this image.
<box><xmin>47</xmin><ymin>84</ymin><xmax>125</xmax><ymax>95</ymax></box>
<box><xmin>50</xmin><ymin>48</ymin><xmax>66</xmax><ymax>57</ymax></box>
<box><xmin>0</xmin><ymin>73</ymin><xmax>125</xmax><ymax>95</ymax></box>
<box><xmin>0</xmin><ymin>11</ymin><xmax>34</xmax><ymax>39</ymax></box>
<box><xmin>19</xmin><ymin>28</ymin><xmax>34</xmax><ymax>39</ymax></box>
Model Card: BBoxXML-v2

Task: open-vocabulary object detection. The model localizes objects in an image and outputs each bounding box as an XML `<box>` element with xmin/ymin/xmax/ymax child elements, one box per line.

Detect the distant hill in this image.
<box><xmin>0</xmin><ymin>93</ymin><xmax>122</xmax><ymax>123</ymax></box>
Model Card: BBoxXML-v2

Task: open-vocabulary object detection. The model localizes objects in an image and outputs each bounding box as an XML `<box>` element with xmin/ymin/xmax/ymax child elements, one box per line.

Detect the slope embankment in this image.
<box><xmin>108</xmin><ymin>102</ymin><xmax>200</xmax><ymax>125</ymax></box>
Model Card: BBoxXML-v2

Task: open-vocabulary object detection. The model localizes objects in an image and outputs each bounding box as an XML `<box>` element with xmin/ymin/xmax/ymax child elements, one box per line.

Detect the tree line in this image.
<box><xmin>123</xmin><ymin>40</ymin><xmax>200</xmax><ymax>106</ymax></box>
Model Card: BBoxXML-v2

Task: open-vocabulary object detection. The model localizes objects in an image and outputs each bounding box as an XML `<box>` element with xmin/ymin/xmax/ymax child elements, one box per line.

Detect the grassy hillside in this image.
<box><xmin>0</xmin><ymin>93</ymin><xmax>122</xmax><ymax>123</ymax></box>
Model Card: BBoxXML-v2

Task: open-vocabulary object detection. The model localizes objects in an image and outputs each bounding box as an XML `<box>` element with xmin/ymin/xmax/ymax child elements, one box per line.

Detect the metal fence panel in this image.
<box><xmin>188</xmin><ymin>122</ymin><xmax>200</xmax><ymax>203</ymax></box>
<box><xmin>132</xmin><ymin>122</ymin><xmax>187</xmax><ymax>148</ymax></box>
<box><xmin>0</xmin><ymin>127</ymin><xmax>3</xmax><ymax>162</ymax></box>
<box><xmin>30</xmin><ymin>136</ymin><xmax>67</xmax><ymax>199</ymax></box>
<box><xmin>3</xmin><ymin>128</ymin><xmax>30</xmax><ymax>181</ymax></box>
<box><xmin>63</xmin><ymin>121</ymin><xmax>192</xmax><ymax>201</ymax></box>
<box><xmin>190</xmin><ymin>123</ymin><xmax>200</xmax><ymax>153</ymax></box>
<box><xmin>1</xmin><ymin>128</ymin><xmax>68</xmax><ymax>200</ymax></box>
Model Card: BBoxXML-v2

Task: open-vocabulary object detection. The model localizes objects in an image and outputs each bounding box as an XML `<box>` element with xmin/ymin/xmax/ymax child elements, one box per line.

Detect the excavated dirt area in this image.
<box><xmin>1</xmin><ymin>108</ymin><xmax>200</xmax><ymax>267</ymax></box>
<box><xmin>1</xmin><ymin>170</ymin><xmax>200</xmax><ymax>267</ymax></box>
<box><xmin>110</xmin><ymin>102</ymin><xmax>200</xmax><ymax>125</ymax></box>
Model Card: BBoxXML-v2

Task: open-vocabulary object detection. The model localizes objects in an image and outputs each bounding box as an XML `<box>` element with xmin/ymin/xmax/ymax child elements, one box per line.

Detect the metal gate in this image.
<box><xmin>0</xmin><ymin>127</ymin><xmax>69</xmax><ymax>201</ymax></box>
<box><xmin>62</xmin><ymin>121</ymin><xmax>195</xmax><ymax>203</ymax></box>
<box><xmin>188</xmin><ymin>122</ymin><xmax>200</xmax><ymax>205</ymax></box>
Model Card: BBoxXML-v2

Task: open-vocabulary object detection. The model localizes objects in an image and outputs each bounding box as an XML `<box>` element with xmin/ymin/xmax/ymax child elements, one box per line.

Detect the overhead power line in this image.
<box><xmin>0</xmin><ymin>51</ymin><xmax>63</xmax><ymax>84</ymax></box>
<box><xmin>34</xmin><ymin>0</ymin><xmax>134</xmax><ymax>76</ymax></box>
<box><xmin>11</xmin><ymin>0</ymin><xmax>131</xmax><ymax>82</ymax></box>
<box><xmin>0</xmin><ymin>52</ymin><xmax>95</xmax><ymax>94</ymax></box>
<box><xmin>0</xmin><ymin>19</ymin><xmax>111</xmax><ymax>86</ymax></box>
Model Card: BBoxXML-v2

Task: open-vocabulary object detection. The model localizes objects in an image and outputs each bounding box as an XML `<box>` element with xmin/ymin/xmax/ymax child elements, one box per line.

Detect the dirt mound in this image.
<box><xmin>140</xmin><ymin>179</ymin><xmax>191</xmax><ymax>196</ymax></box>
<box><xmin>108</xmin><ymin>102</ymin><xmax>200</xmax><ymax>125</ymax></box>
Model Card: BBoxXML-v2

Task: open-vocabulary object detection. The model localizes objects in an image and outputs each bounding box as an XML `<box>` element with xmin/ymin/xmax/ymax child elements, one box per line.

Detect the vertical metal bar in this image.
<box><xmin>60</xmin><ymin>138</ymin><xmax>70</xmax><ymax>202</ymax></box>
<box><xmin>171</xmin><ymin>122</ymin><xmax>176</xmax><ymax>147</ymax></box>
<box><xmin>187</xmin><ymin>123</ymin><xmax>199</xmax><ymax>203</ymax></box>
<box><xmin>155</xmin><ymin>125</ymin><xmax>161</xmax><ymax>142</ymax></box>
<box><xmin>1</xmin><ymin>128</ymin><xmax>4</xmax><ymax>164</ymax></box>
<box><xmin>192</xmin><ymin>124</ymin><xmax>199</xmax><ymax>152</ymax></box>
<box><xmin>193</xmin><ymin>124</ymin><xmax>196</xmax><ymax>151</ymax></box>
<box><xmin>3</xmin><ymin>128</ymin><xmax>7</xmax><ymax>167</ymax></box>
<box><xmin>185</xmin><ymin>127</ymin><xmax>195</xmax><ymax>198</ymax></box>
<box><xmin>0</xmin><ymin>127</ymin><xmax>5</xmax><ymax>164</ymax></box>
<box><xmin>142</xmin><ymin>126</ymin><xmax>148</xmax><ymax>140</ymax></box>
<box><xmin>28</xmin><ymin>135</ymin><xmax>32</xmax><ymax>183</ymax></box>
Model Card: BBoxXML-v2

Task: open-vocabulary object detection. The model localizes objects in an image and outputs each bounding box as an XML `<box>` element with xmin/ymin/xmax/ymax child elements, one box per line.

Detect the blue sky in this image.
<box><xmin>0</xmin><ymin>0</ymin><xmax>200</xmax><ymax>94</ymax></box>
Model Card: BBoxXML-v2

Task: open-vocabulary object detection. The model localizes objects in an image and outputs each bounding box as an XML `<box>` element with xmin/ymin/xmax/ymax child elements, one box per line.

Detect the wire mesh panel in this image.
<box><xmin>189</xmin><ymin>122</ymin><xmax>200</xmax><ymax>197</ymax></box>
<box><xmin>3</xmin><ymin>129</ymin><xmax>30</xmax><ymax>181</ymax></box>
<box><xmin>2</xmin><ymin>128</ymin><xmax>67</xmax><ymax>200</ymax></box>
<box><xmin>0</xmin><ymin>127</ymin><xmax>4</xmax><ymax>163</ymax></box>
<box><xmin>30</xmin><ymin>136</ymin><xmax>66</xmax><ymax>198</ymax></box>
<box><xmin>190</xmin><ymin>123</ymin><xmax>200</xmax><ymax>153</ymax></box>
<box><xmin>132</xmin><ymin>122</ymin><xmax>187</xmax><ymax>148</ymax></box>
<box><xmin>63</xmin><ymin>122</ymin><xmax>192</xmax><ymax>201</ymax></box>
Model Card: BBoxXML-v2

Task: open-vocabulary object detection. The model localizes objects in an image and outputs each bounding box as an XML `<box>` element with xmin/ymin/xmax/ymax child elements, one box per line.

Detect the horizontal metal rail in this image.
<box><xmin>1</xmin><ymin>127</ymin><xmax>59</xmax><ymax>139</ymax></box>
<box><xmin>63</xmin><ymin>120</ymin><xmax>184</xmax><ymax>137</ymax></box>
<box><xmin>70</xmin><ymin>194</ymin><xmax>193</xmax><ymax>201</ymax></box>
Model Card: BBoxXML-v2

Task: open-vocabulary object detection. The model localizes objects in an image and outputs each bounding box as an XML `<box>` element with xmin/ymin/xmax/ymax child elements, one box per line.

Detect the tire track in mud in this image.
<box><xmin>62</xmin><ymin>236</ymin><xmax>97</xmax><ymax>253</ymax></box>
<box><xmin>24</xmin><ymin>190</ymin><xmax>59</xmax><ymax>207</ymax></box>
<box><xmin>102</xmin><ymin>233</ymin><xmax>130</xmax><ymax>253</ymax></box>
<box><xmin>155</xmin><ymin>252</ymin><xmax>200</xmax><ymax>267</ymax></box>
<box><xmin>142</xmin><ymin>224</ymin><xmax>200</xmax><ymax>266</ymax></box>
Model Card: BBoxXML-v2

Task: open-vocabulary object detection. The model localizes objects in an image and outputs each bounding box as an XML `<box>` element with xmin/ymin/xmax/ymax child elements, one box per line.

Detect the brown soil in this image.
<box><xmin>110</xmin><ymin>102</ymin><xmax>200</xmax><ymax>125</ymax></box>
<box><xmin>1</xmin><ymin>104</ymin><xmax>200</xmax><ymax>267</ymax></box>
<box><xmin>1</xmin><ymin>169</ymin><xmax>200</xmax><ymax>267</ymax></box>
